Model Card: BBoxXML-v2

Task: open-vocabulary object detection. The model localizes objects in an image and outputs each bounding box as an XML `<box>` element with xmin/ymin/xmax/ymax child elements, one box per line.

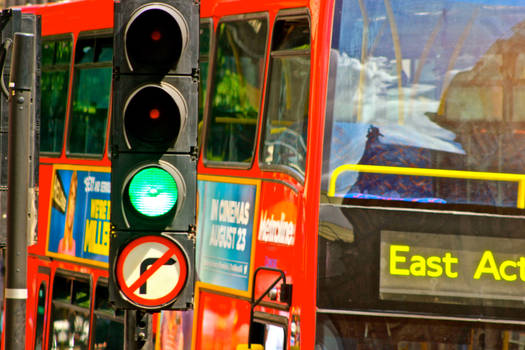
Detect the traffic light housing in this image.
<box><xmin>109</xmin><ymin>0</ymin><xmax>198</xmax><ymax>311</ymax></box>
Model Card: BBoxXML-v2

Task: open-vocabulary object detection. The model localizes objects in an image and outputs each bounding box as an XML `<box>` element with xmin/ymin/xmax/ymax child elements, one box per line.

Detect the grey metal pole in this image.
<box><xmin>5</xmin><ymin>32</ymin><xmax>34</xmax><ymax>350</ymax></box>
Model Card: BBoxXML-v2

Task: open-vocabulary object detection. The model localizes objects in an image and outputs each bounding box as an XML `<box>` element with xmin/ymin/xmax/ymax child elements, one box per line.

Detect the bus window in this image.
<box><xmin>249</xmin><ymin>320</ymin><xmax>286</xmax><ymax>350</ymax></box>
<box><xmin>41</xmin><ymin>37</ymin><xmax>72</xmax><ymax>155</ymax></box>
<box><xmin>92</xmin><ymin>282</ymin><xmax>124</xmax><ymax>349</ymax></box>
<box><xmin>34</xmin><ymin>282</ymin><xmax>47</xmax><ymax>350</ymax></box>
<box><xmin>199</xmin><ymin>19</ymin><xmax>211</xmax><ymax>124</ymax></box>
<box><xmin>204</xmin><ymin>17</ymin><xmax>268</xmax><ymax>164</ymax></box>
<box><xmin>316</xmin><ymin>314</ymin><xmax>525</xmax><ymax>350</ymax></box>
<box><xmin>67</xmin><ymin>35</ymin><xmax>112</xmax><ymax>157</ymax></box>
<box><xmin>322</xmin><ymin>0</ymin><xmax>525</xmax><ymax>210</ymax></box>
<box><xmin>49</xmin><ymin>275</ymin><xmax>91</xmax><ymax>350</ymax></box>
<box><xmin>260</xmin><ymin>15</ymin><xmax>310</xmax><ymax>177</ymax></box>
<box><xmin>198</xmin><ymin>19</ymin><xmax>212</xmax><ymax>147</ymax></box>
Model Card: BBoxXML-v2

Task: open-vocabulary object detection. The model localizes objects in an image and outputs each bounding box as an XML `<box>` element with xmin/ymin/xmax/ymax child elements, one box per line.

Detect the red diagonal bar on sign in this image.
<box><xmin>126</xmin><ymin>246</ymin><xmax>177</xmax><ymax>295</ymax></box>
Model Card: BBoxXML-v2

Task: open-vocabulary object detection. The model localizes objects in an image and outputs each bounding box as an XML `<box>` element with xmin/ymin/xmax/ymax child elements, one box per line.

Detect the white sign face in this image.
<box><xmin>116</xmin><ymin>235</ymin><xmax>188</xmax><ymax>308</ymax></box>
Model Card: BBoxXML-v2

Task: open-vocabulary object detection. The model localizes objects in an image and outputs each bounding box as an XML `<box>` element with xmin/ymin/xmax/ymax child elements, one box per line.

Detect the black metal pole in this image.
<box><xmin>124</xmin><ymin>310</ymin><xmax>154</xmax><ymax>350</ymax></box>
<box><xmin>5</xmin><ymin>32</ymin><xmax>34</xmax><ymax>350</ymax></box>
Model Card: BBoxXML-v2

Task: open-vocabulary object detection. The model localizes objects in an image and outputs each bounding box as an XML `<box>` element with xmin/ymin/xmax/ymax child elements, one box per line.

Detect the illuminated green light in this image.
<box><xmin>128</xmin><ymin>167</ymin><xmax>178</xmax><ymax>217</ymax></box>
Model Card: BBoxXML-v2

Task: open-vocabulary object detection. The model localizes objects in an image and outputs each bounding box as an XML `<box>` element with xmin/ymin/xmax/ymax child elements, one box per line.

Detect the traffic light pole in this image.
<box><xmin>124</xmin><ymin>310</ymin><xmax>153</xmax><ymax>350</ymax></box>
<box><xmin>5</xmin><ymin>32</ymin><xmax>34</xmax><ymax>350</ymax></box>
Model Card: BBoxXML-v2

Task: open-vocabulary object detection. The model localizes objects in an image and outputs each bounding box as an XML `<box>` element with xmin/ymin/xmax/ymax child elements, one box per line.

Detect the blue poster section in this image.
<box><xmin>196</xmin><ymin>180</ymin><xmax>257</xmax><ymax>292</ymax></box>
<box><xmin>47</xmin><ymin>168</ymin><xmax>111</xmax><ymax>264</ymax></box>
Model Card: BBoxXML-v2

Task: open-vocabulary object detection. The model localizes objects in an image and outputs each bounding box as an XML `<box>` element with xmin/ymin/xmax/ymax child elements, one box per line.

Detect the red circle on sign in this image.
<box><xmin>115</xmin><ymin>235</ymin><xmax>188</xmax><ymax>308</ymax></box>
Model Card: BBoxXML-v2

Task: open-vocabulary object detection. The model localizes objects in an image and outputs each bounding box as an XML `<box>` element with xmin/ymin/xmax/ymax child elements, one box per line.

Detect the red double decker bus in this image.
<box><xmin>12</xmin><ymin>0</ymin><xmax>525</xmax><ymax>349</ymax></box>
<box><xmin>193</xmin><ymin>0</ymin><xmax>525</xmax><ymax>349</ymax></box>
<box><xmin>20</xmin><ymin>1</ymin><xmax>118</xmax><ymax>348</ymax></box>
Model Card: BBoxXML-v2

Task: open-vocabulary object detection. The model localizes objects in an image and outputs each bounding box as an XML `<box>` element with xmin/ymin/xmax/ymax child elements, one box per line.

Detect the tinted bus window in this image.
<box><xmin>34</xmin><ymin>282</ymin><xmax>47</xmax><ymax>350</ymax></box>
<box><xmin>316</xmin><ymin>314</ymin><xmax>525</xmax><ymax>350</ymax></box>
<box><xmin>67</xmin><ymin>35</ymin><xmax>112</xmax><ymax>157</ymax></box>
<box><xmin>93</xmin><ymin>283</ymin><xmax>124</xmax><ymax>349</ymax></box>
<box><xmin>199</xmin><ymin>20</ymin><xmax>211</xmax><ymax>124</ymax></box>
<box><xmin>205</xmin><ymin>17</ymin><xmax>268</xmax><ymax>164</ymax></box>
<box><xmin>41</xmin><ymin>37</ymin><xmax>72</xmax><ymax>154</ymax></box>
<box><xmin>199</xmin><ymin>20</ymin><xmax>212</xmax><ymax>147</ymax></box>
<box><xmin>49</xmin><ymin>275</ymin><xmax>90</xmax><ymax>350</ymax></box>
<box><xmin>260</xmin><ymin>16</ymin><xmax>310</xmax><ymax>176</ymax></box>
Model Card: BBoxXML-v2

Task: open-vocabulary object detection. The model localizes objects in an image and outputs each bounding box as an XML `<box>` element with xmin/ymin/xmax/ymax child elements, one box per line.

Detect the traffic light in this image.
<box><xmin>109</xmin><ymin>0</ymin><xmax>198</xmax><ymax>311</ymax></box>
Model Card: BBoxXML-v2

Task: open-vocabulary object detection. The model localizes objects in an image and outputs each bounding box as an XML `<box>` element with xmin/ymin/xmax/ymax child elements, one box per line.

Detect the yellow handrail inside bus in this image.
<box><xmin>328</xmin><ymin>164</ymin><xmax>525</xmax><ymax>209</ymax></box>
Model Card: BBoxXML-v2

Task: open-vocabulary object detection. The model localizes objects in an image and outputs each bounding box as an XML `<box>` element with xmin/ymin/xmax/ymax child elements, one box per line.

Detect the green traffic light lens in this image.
<box><xmin>128</xmin><ymin>167</ymin><xmax>178</xmax><ymax>217</ymax></box>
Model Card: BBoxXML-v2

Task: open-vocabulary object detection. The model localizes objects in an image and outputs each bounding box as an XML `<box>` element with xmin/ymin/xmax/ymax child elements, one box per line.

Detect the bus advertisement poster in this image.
<box><xmin>196</xmin><ymin>178</ymin><xmax>259</xmax><ymax>293</ymax></box>
<box><xmin>46</xmin><ymin>165</ymin><xmax>111</xmax><ymax>266</ymax></box>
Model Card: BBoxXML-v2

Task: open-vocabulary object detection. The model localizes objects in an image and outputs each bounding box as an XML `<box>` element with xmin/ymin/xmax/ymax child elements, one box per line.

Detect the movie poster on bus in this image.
<box><xmin>46</xmin><ymin>165</ymin><xmax>111</xmax><ymax>265</ymax></box>
<box><xmin>196</xmin><ymin>178</ymin><xmax>259</xmax><ymax>293</ymax></box>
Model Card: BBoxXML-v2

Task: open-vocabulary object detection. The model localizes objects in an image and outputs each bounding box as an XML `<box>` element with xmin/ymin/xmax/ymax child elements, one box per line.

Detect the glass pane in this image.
<box><xmin>93</xmin><ymin>285</ymin><xmax>124</xmax><ymax>350</ymax></box>
<box><xmin>95</xmin><ymin>283</ymin><xmax>123</xmax><ymax>317</ymax></box>
<box><xmin>323</xmin><ymin>0</ymin><xmax>525</xmax><ymax>209</ymax></box>
<box><xmin>56</xmin><ymin>40</ymin><xmax>73</xmax><ymax>64</ymax></box>
<box><xmin>75</xmin><ymin>37</ymin><xmax>112</xmax><ymax>64</ymax></box>
<box><xmin>271</xmin><ymin>19</ymin><xmax>310</xmax><ymax>51</ymax></box>
<box><xmin>50</xmin><ymin>276</ymin><xmax>90</xmax><ymax>350</ymax></box>
<box><xmin>41</xmin><ymin>38</ymin><xmax>72</xmax><ymax>154</ymax></box>
<box><xmin>93</xmin><ymin>315</ymin><xmax>124</xmax><ymax>350</ymax></box>
<box><xmin>75</xmin><ymin>38</ymin><xmax>96</xmax><ymax>64</ymax></box>
<box><xmin>35</xmin><ymin>283</ymin><xmax>47</xmax><ymax>350</ymax></box>
<box><xmin>68</xmin><ymin>67</ymin><xmax>111</xmax><ymax>155</ymax></box>
<box><xmin>49</xmin><ymin>306</ymin><xmax>90</xmax><ymax>350</ymax></box>
<box><xmin>205</xmin><ymin>19</ymin><xmax>267</xmax><ymax>163</ymax></box>
<box><xmin>72</xmin><ymin>280</ymin><xmax>90</xmax><ymax>309</ymax></box>
<box><xmin>42</xmin><ymin>41</ymin><xmax>56</xmax><ymax>66</ymax></box>
<box><xmin>200</xmin><ymin>21</ymin><xmax>211</xmax><ymax>57</ymax></box>
<box><xmin>199</xmin><ymin>21</ymin><xmax>211</xmax><ymax>127</ymax></box>
<box><xmin>261</xmin><ymin>56</ymin><xmax>309</xmax><ymax>174</ymax></box>
<box><xmin>52</xmin><ymin>276</ymin><xmax>72</xmax><ymax>303</ymax></box>
<box><xmin>317</xmin><ymin>314</ymin><xmax>525</xmax><ymax>350</ymax></box>
<box><xmin>261</xmin><ymin>17</ymin><xmax>310</xmax><ymax>175</ymax></box>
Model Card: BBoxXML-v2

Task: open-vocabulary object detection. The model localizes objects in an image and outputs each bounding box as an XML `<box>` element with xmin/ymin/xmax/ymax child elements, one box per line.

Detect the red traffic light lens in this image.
<box><xmin>124</xmin><ymin>84</ymin><xmax>186</xmax><ymax>150</ymax></box>
<box><xmin>125</xmin><ymin>5</ymin><xmax>187</xmax><ymax>72</ymax></box>
<box><xmin>151</xmin><ymin>29</ymin><xmax>162</xmax><ymax>42</ymax></box>
<box><xmin>149</xmin><ymin>108</ymin><xmax>160</xmax><ymax>120</ymax></box>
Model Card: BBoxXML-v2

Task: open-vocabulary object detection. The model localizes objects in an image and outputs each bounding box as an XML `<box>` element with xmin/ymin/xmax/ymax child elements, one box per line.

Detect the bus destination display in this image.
<box><xmin>380</xmin><ymin>230</ymin><xmax>525</xmax><ymax>307</ymax></box>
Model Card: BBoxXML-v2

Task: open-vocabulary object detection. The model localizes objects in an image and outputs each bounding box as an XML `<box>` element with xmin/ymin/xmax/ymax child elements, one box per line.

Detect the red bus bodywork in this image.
<box><xmin>17</xmin><ymin>0</ymin><xmax>335</xmax><ymax>348</ymax></box>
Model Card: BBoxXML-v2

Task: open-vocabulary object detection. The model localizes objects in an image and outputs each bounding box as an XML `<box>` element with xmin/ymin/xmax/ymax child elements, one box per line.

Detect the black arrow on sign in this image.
<box><xmin>139</xmin><ymin>257</ymin><xmax>176</xmax><ymax>294</ymax></box>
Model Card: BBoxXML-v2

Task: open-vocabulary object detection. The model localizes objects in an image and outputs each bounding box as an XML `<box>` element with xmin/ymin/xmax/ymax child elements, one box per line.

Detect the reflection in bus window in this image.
<box><xmin>261</xmin><ymin>17</ymin><xmax>310</xmax><ymax>176</ymax></box>
<box><xmin>250</xmin><ymin>321</ymin><xmax>286</xmax><ymax>350</ymax></box>
<box><xmin>205</xmin><ymin>18</ymin><xmax>267</xmax><ymax>164</ymax></box>
<box><xmin>93</xmin><ymin>283</ymin><xmax>124</xmax><ymax>349</ymax></box>
<box><xmin>49</xmin><ymin>275</ymin><xmax>90</xmax><ymax>350</ymax></box>
<box><xmin>199</xmin><ymin>20</ymin><xmax>211</xmax><ymax>123</ymax></box>
<box><xmin>68</xmin><ymin>36</ymin><xmax>112</xmax><ymax>157</ymax></box>
<box><xmin>41</xmin><ymin>38</ymin><xmax>72</xmax><ymax>154</ymax></box>
<box><xmin>35</xmin><ymin>282</ymin><xmax>47</xmax><ymax>350</ymax></box>
<box><xmin>323</xmin><ymin>0</ymin><xmax>525</xmax><ymax>209</ymax></box>
<box><xmin>316</xmin><ymin>314</ymin><xmax>525</xmax><ymax>350</ymax></box>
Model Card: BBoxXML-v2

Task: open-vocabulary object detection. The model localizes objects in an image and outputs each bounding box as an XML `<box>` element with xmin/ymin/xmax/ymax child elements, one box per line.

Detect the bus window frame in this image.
<box><xmin>40</xmin><ymin>33</ymin><xmax>74</xmax><ymax>158</ymax></box>
<box><xmin>65</xmin><ymin>29</ymin><xmax>112</xmax><ymax>160</ymax></box>
<box><xmin>202</xmin><ymin>12</ymin><xmax>270</xmax><ymax>170</ymax></box>
<box><xmin>49</xmin><ymin>270</ymin><xmax>93</xmax><ymax>349</ymax></box>
<box><xmin>258</xmin><ymin>8</ymin><xmax>311</xmax><ymax>183</ymax></box>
